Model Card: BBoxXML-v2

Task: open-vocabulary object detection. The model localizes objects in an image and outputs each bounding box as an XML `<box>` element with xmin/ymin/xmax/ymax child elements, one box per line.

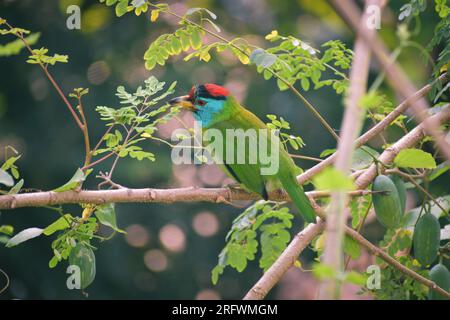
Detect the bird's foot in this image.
<box><xmin>222</xmin><ymin>182</ymin><xmax>242</xmax><ymax>190</ymax></box>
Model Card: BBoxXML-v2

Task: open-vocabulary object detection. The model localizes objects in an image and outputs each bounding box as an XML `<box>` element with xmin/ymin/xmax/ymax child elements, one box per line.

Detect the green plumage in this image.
<box><xmin>203</xmin><ymin>96</ymin><xmax>316</xmax><ymax>223</ymax></box>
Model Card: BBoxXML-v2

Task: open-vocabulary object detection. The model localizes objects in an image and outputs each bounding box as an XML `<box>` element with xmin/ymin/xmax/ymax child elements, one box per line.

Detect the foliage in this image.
<box><xmin>266</xmin><ymin>114</ymin><xmax>305</xmax><ymax>151</ymax></box>
<box><xmin>0</xmin><ymin>1</ymin><xmax>448</xmax><ymax>299</ymax></box>
<box><xmin>94</xmin><ymin>76</ymin><xmax>180</xmax><ymax>162</ymax></box>
<box><xmin>364</xmin><ymin>228</ymin><xmax>429</xmax><ymax>300</ymax></box>
<box><xmin>257</xmin><ymin>32</ymin><xmax>351</xmax><ymax>94</ymax></box>
<box><xmin>211</xmin><ymin>201</ymin><xmax>294</xmax><ymax>284</ymax></box>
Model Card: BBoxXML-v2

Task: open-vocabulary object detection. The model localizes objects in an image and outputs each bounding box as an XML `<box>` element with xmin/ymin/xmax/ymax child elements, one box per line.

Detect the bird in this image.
<box><xmin>169</xmin><ymin>84</ymin><xmax>316</xmax><ymax>223</ymax></box>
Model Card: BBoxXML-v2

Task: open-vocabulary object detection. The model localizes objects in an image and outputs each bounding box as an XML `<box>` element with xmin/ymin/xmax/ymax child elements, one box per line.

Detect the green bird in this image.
<box><xmin>169</xmin><ymin>84</ymin><xmax>316</xmax><ymax>223</ymax></box>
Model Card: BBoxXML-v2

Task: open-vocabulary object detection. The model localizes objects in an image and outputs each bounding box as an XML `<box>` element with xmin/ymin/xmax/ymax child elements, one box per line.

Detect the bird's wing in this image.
<box><xmin>207</xmin><ymin>110</ymin><xmax>269</xmax><ymax>198</ymax></box>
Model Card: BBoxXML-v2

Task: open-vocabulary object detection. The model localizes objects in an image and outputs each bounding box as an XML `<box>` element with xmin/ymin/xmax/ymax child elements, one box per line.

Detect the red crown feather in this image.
<box><xmin>203</xmin><ymin>84</ymin><xmax>229</xmax><ymax>97</ymax></box>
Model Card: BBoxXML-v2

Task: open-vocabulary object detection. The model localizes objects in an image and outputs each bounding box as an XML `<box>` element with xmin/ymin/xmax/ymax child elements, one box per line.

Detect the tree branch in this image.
<box><xmin>243</xmin><ymin>108</ymin><xmax>450</xmax><ymax>300</ymax></box>
<box><xmin>295</xmin><ymin>73</ymin><xmax>448</xmax><ymax>185</ymax></box>
<box><xmin>318</xmin><ymin>0</ymin><xmax>380</xmax><ymax>299</ymax></box>
<box><xmin>329</xmin><ymin>0</ymin><xmax>450</xmax><ymax>162</ymax></box>
<box><xmin>0</xmin><ymin>188</ymin><xmax>373</xmax><ymax>210</ymax></box>
<box><xmin>244</xmin><ymin>217</ymin><xmax>326</xmax><ymax>300</ymax></box>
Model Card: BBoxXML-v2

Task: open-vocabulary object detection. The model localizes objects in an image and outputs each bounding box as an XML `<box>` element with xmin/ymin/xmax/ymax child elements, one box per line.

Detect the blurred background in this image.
<box><xmin>0</xmin><ymin>0</ymin><xmax>447</xmax><ymax>299</ymax></box>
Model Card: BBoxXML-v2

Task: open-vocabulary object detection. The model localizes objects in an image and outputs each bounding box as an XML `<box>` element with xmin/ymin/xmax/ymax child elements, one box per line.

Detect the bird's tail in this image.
<box><xmin>283</xmin><ymin>179</ymin><xmax>316</xmax><ymax>223</ymax></box>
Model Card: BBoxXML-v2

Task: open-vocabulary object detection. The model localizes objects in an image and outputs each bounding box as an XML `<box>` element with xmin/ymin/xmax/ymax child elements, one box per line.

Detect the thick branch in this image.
<box><xmin>0</xmin><ymin>188</ymin><xmax>372</xmax><ymax>210</ymax></box>
<box><xmin>329</xmin><ymin>0</ymin><xmax>450</xmax><ymax>161</ymax></box>
<box><xmin>318</xmin><ymin>0</ymin><xmax>379</xmax><ymax>299</ymax></box>
<box><xmin>244</xmin><ymin>217</ymin><xmax>325</xmax><ymax>300</ymax></box>
<box><xmin>296</xmin><ymin>73</ymin><xmax>448</xmax><ymax>185</ymax></box>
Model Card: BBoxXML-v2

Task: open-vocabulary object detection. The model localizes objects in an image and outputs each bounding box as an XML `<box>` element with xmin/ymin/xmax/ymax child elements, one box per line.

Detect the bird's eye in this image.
<box><xmin>196</xmin><ymin>99</ymin><xmax>206</xmax><ymax>106</ymax></box>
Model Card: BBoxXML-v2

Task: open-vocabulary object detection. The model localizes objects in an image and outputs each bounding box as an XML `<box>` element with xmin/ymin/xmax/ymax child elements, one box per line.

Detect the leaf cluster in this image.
<box><xmin>211</xmin><ymin>201</ymin><xmax>294</xmax><ymax>284</ymax></box>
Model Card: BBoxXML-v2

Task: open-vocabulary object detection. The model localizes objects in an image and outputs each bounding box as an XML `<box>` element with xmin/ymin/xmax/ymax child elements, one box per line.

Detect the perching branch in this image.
<box><xmin>244</xmin><ymin>108</ymin><xmax>450</xmax><ymax>300</ymax></box>
<box><xmin>0</xmin><ymin>188</ymin><xmax>373</xmax><ymax>210</ymax></box>
<box><xmin>318</xmin><ymin>0</ymin><xmax>380</xmax><ymax>300</ymax></box>
<box><xmin>329</xmin><ymin>0</ymin><xmax>450</xmax><ymax>162</ymax></box>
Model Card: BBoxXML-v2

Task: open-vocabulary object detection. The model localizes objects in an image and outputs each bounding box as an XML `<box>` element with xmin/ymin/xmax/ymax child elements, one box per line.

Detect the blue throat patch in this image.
<box><xmin>193</xmin><ymin>98</ymin><xmax>225</xmax><ymax>127</ymax></box>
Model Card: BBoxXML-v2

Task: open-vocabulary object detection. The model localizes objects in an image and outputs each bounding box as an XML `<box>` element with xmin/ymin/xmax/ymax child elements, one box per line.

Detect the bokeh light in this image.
<box><xmin>195</xmin><ymin>289</ymin><xmax>221</xmax><ymax>300</ymax></box>
<box><xmin>125</xmin><ymin>224</ymin><xmax>150</xmax><ymax>248</ymax></box>
<box><xmin>87</xmin><ymin>60</ymin><xmax>111</xmax><ymax>85</ymax></box>
<box><xmin>144</xmin><ymin>249</ymin><xmax>168</xmax><ymax>272</ymax></box>
<box><xmin>192</xmin><ymin>211</ymin><xmax>219</xmax><ymax>237</ymax></box>
<box><xmin>159</xmin><ymin>224</ymin><xmax>186</xmax><ymax>252</ymax></box>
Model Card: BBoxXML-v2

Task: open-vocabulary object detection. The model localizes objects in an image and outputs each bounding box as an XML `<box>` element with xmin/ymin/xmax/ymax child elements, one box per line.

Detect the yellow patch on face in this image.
<box><xmin>169</xmin><ymin>95</ymin><xmax>197</xmax><ymax>111</ymax></box>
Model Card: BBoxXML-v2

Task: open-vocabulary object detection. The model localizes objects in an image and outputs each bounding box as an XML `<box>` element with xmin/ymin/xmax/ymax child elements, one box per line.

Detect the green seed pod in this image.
<box><xmin>69</xmin><ymin>243</ymin><xmax>96</xmax><ymax>289</ymax></box>
<box><xmin>428</xmin><ymin>264</ymin><xmax>450</xmax><ymax>300</ymax></box>
<box><xmin>388</xmin><ymin>174</ymin><xmax>407</xmax><ymax>214</ymax></box>
<box><xmin>372</xmin><ymin>175</ymin><xmax>403</xmax><ymax>229</ymax></box>
<box><xmin>413</xmin><ymin>213</ymin><xmax>440</xmax><ymax>266</ymax></box>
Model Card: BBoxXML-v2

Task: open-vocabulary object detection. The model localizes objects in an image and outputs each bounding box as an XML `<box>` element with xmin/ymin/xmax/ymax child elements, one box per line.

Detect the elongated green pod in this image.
<box><xmin>388</xmin><ymin>174</ymin><xmax>407</xmax><ymax>214</ymax></box>
<box><xmin>69</xmin><ymin>243</ymin><xmax>96</xmax><ymax>289</ymax></box>
<box><xmin>428</xmin><ymin>264</ymin><xmax>450</xmax><ymax>300</ymax></box>
<box><xmin>372</xmin><ymin>175</ymin><xmax>403</xmax><ymax>229</ymax></box>
<box><xmin>413</xmin><ymin>213</ymin><xmax>440</xmax><ymax>266</ymax></box>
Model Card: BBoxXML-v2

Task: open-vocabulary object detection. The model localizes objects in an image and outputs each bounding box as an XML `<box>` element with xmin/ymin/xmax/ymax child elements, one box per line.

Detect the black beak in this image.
<box><xmin>169</xmin><ymin>95</ymin><xmax>196</xmax><ymax>110</ymax></box>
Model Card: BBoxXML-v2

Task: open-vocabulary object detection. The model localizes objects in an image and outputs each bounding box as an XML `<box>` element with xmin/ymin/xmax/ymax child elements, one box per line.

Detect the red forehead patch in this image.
<box><xmin>204</xmin><ymin>84</ymin><xmax>230</xmax><ymax>97</ymax></box>
<box><xmin>188</xmin><ymin>86</ymin><xmax>196</xmax><ymax>99</ymax></box>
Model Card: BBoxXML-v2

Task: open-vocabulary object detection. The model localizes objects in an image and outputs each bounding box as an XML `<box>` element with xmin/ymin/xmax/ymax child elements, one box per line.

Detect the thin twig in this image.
<box><xmin>150</xmin><ymin>3</ymin><xmax>340</xmax><ymax>141</ymax></box>
<box><xmin>76</xmin><ymin>96</ymin><xmax>92</xmax><ymax>169</ymax></box>
<box><xmin>5</xmin><ymin>21</ymin><xmax>84</xmax><ymax>130</ymax></box>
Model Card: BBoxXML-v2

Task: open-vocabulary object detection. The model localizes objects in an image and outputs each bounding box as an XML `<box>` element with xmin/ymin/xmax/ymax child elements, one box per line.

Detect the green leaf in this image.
<box><xmin>312</xmin><ymin>263</ymin><xmax>336</xmax><ymax>280</ymax></box>
<box><xmin>95</xmin><ymin>203</ymin><xmax>125</xmax><ymax>233</ymax></box>
<box><xmin>115</xmin><ymin>0</ymin><xmax>129</xmax><ymax>17</ymax></box>
<box><xmin>1</xmin><ymin>155</ymin><xmax>20</xmax><ymax>171</ymax></box>
<box><xmin>211</xmin><ymin>264</ymin><xmax>224</xmax><ymax>285</ymax></box>
<box><xmin>259</xmin><ymin>225</ymin><xmax>290</xmax><ymax>271</ymax></box>
<box><xmin>190</xmin><ymin>28</ymin><xmax>202</xmax><ymax>50</ymax></box>
<box><xmin>0</xmin><ymin>225</ymin><xmax>14</xmax><ymax>235</ymax></box>
<box><xmin>53</xmin><ymin>168</ymin><xmax>86</xmax><ymax>192</ymax></box>
<box><xmin>344</xmin><ymin>271</ymin><xmax>367</xmax><ymax>286</ymax></box>
<box><xmin>0</xmin><ymin>168</ymin><xmax>14</xmax><ymax>187</ymax></box>
<box><xmin>394</xmin><ymin>148</ymin><xmax>437</xmax><ymax>169</ymax></box>
<box><xmin>249</xmin><ymin>48</ymin><xmax>277</xmax><ymax>68</ymax></box>
<box><xmin>0</xmin><ymin>32</ymin><xmax>40</xmax><ymax>57</ymax></box>
<box><xmin>5</xmin><ymin>227</ymin><xmax>43</xmax><ymax>248</ymax></box>
<box><xmin>301</xmin><ymin>77</ymin><xmax>310</xmax><ymax>91</ymax></box>
<box><xmin>320</xmin><ymin>148</ymin><xmax>336</xmax><ymax>158</ymax></box>
<box><xmin>43</xmin><ymin>214</ymin><xmax>72</xmax><ymax>236</ymax></box>
<box><xmin>351</xmin><ymin>146</ymin><xmax>379</xmax><ymax>170</ymax></box>
<box><xmin>312</xmin><ymin>167</ymin><xmax>354</xmax><ymax>191</ymax></box>
<box><xmin>428</xmin><ymin>162</ymin><xmax>449</xmax><ymax>181</ymax></box>
<box><xmin>49</xmin><ymin>255</ymin><xmax>59</xmax><ymax>268</ymax></box>
<box><xmin>8</xmin><ymin>179</ymin><xmax>23</xmax><ymax>195</ymax></box>
<box><xmin>343</xmin><ymin>235</ymin><xmax>361</xmax><ymax>260</ymax></box>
